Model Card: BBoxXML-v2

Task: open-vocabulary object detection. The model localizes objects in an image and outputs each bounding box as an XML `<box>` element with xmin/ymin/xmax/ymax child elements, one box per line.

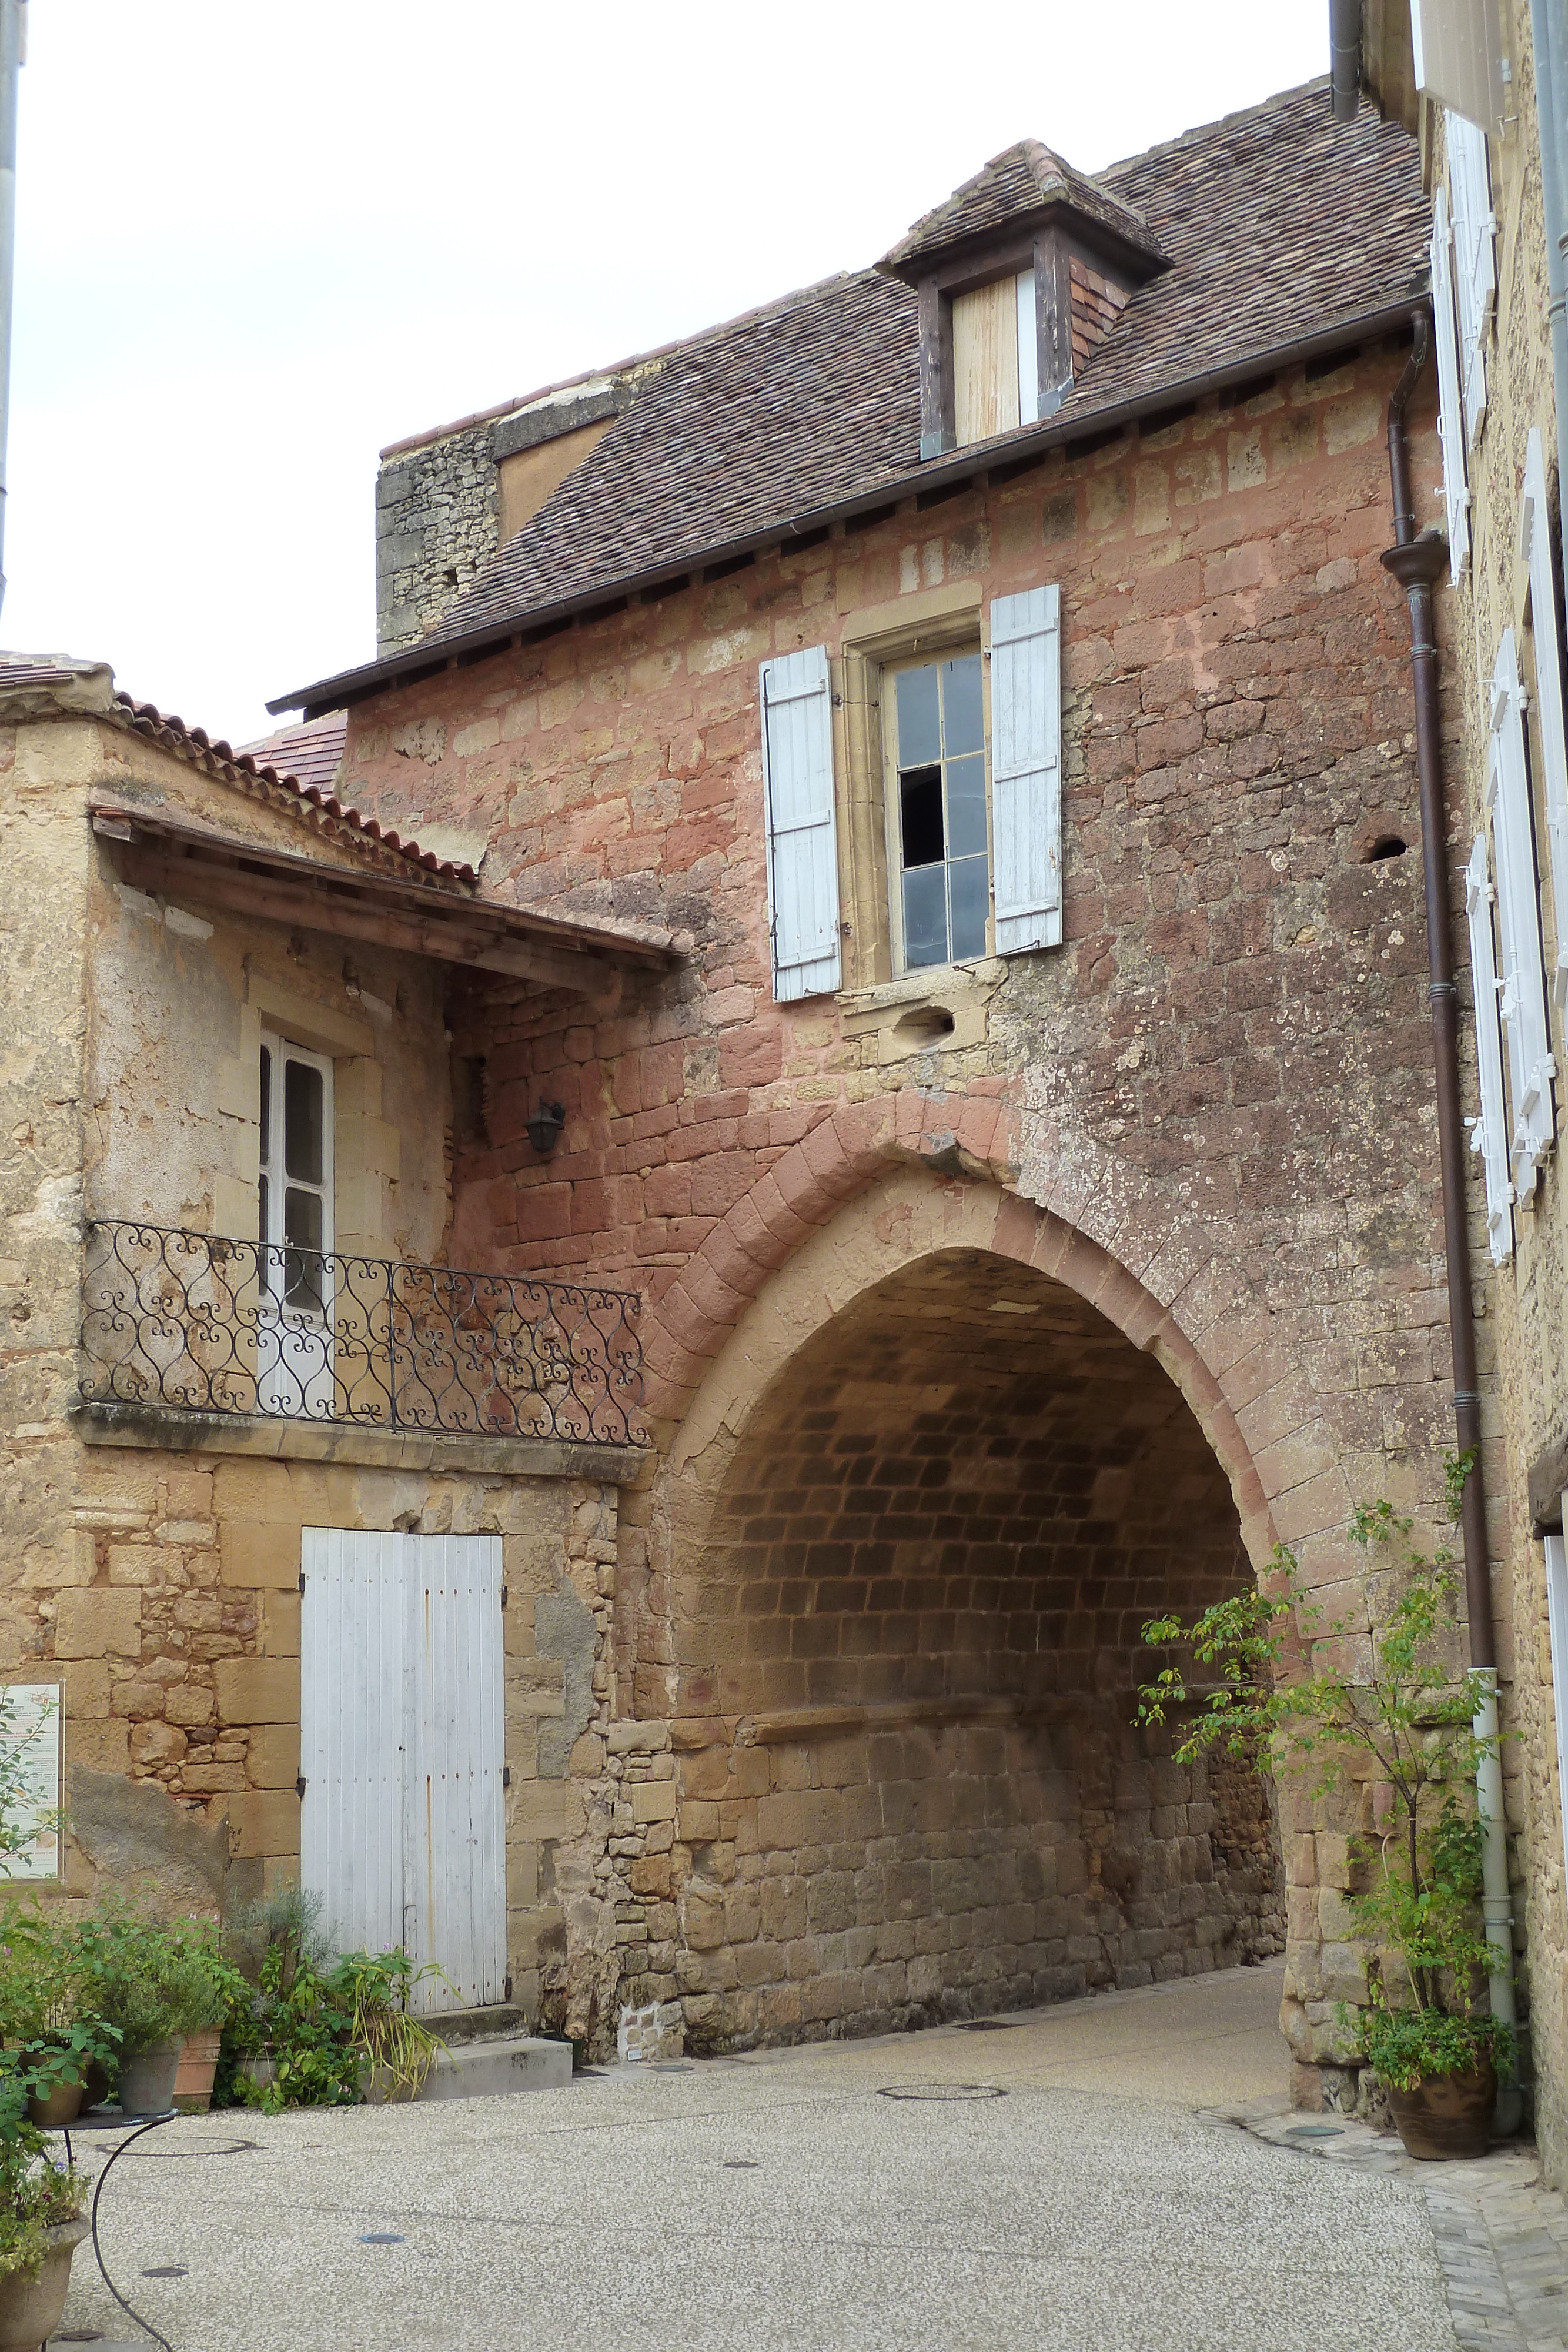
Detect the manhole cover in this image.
<box><xmin>652</xmin><ymin>2063</ymin><xmax>693</xmax><ymax>2074</ymax></box>
<box><xmin>956</xmin><ymin>2019</ymin><xmax>1018</xmax><ymax>2032</ymax></box>
<box><xmin>131</xmin><ymin>2138</ymin><xmax>259</xmax><ymax>2159</ymax></box>
<box><xmin>878</xmin><ymin>2082</ymin><xmax>1007</xmax><ymax>2102</ymax></box>
<box><xmin>722</xmin><ymin>2159</ymin><xmax>760</xmax><ymax>2169</ymax></box>
<box><xmin>360</xmin><ymin>2233</ymin><xmax>406</xmax><ymax>2245</ymax></box>
<box><xmin>1285</xmin><ymin>2124</ymin><xmax>1344</xmax><ymax>2140</ymax></box>
<box><xmin>141</xmin><ymin>2265</ymin><xmax>189</xmax><ymax>2278</ymax></box>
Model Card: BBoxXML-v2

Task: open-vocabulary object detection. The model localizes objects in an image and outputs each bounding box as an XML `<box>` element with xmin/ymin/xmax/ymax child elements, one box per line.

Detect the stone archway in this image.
<box><xmin>633</xmin><ymin>1203</ymin><xmax>1285</xmax><ymax>2052</ymax></box>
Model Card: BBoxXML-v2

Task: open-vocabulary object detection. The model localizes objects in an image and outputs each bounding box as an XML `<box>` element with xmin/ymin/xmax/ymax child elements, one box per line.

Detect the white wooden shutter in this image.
<box><xmin>1430</xmin><ymin>188</ymin><xmax>1472</xmax><ymax>581</ymax></box>
<box><xmin>1446</xmin><ymin>111</ymin><xmax>1495</xmax><ymax>447</ymax></box>
<box><xmin>301</xmin><ymin>1530</ymin><xmax>506</xmax><ymax>2013</ymax></box>
<box><xmin>1487</xmin><ymin>627</ymin><xmax>1556</xmax><ymax>1191</ymax></box>
<box><xmin>989</xmin><ymin>584</ymin><xmax>1062</xmax><ymax>954</ymax></box>
<box><xmin>1412</xmin><ymin>0</ymin><xmax>1508</xmax><ymax>130</ymax></box>
<box><xmin>300</xmin><ymin>1528</ymin><xmax>407</xmax><ymax>1963</ymax></box>
<box><xmin>1522</xmin><ymin>427</ymin><xmax>1568</xmax><ymax>1003</ymax></box>
<box><xmin>1544</xmin><ymin>1531</ymin><xmax>1568</xmax><ymax>1911</ymax></box>
<box><xmin>760</xmin><ymin>646</ymin><xmax>840</xmax><ymax>1002</ymax></box>
<box><xmin>1463</xmin><ymin>834</ymin><xmax>1514</xmax><ymax>1262</ymax></box>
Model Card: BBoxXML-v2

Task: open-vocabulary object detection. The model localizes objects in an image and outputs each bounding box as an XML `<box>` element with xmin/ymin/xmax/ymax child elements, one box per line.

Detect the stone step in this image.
<box><xmin>425</xmin><ymin>2002</ymin><xmax>531</xmax><ymax>2046</ymax></box>
<box><xmin>414</xmin><ymin>2033</ymin><xmax>573</xmax><ymax>2102</ymax></box>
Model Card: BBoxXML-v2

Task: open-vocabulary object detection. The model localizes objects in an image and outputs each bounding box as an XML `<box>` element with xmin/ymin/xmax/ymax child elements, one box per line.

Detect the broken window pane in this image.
<box><xmin>900</xmin><ymin>765</ymin><xmax>945</xmax><ymax>868</ymax></box>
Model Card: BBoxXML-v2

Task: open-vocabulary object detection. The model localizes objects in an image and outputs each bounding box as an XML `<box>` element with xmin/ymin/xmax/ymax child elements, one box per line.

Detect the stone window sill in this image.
<box><xmin>837</xmin><ymin>960</ymin><xmax>1005</xmax><ymax>1063</ymax></box>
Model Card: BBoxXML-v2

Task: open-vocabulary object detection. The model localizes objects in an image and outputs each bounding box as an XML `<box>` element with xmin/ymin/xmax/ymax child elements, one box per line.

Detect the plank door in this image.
<box><xmin>299</xmin><ymin>1530</ymin><xmax>506</xmax><ymax>2014</ymax></box>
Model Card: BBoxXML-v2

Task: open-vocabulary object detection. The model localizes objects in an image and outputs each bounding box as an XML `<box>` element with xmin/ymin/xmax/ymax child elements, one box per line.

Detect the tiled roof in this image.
<box><xmin>0</xmin><ymin>653</ymin><xmax>474</xmax><ymax>882</ymax></box>
<box><xmin>880</xmin><ymin>139</ymin><xmax>1164</xmax><ymax>278</ymax></box>
<box><xmin>239</xmin><ymin>711</ymin><xmax>349</xmax><ymax>797</ymax></box>
<box><xmin>274</xmin><ymin>81</ymin><xmax>1427</xmax><ymax>714</ymax></box>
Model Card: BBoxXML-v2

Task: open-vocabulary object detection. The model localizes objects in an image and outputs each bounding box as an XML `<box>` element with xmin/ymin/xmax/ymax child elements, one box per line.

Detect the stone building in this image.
<box><xmin>4</xmin><ymin>68</ymin><xmax>1540</xmax><ymax>2109</ymax></box>
<box><xmin>1348</xmin><ymin>0</ymin><xmax>1568</xmax><ymax>2179</ymax></box>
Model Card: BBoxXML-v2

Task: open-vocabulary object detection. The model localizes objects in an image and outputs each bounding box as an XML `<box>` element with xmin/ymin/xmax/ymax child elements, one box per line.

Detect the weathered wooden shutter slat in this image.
<box><xmin>989</xmin><ymin>584</ymin><xmax>1062</xmax><ymax>955</ymax></box>
<box><xmin>760</xmin><ymin>646</ymin><xmax>840</xmax><ymax>1002</ymax></box>
<box><xmin>1463</xmin><ymin>834</ymin><xmax>1514</xmax><ymax>1263</ymax></box>
<box><xmin>1446</xmin><ymin>109</ymin><xmax>1494</xmax><ymax>447</ymax></box>
<box><xmin>1487</xmin><ymin>627</ymin><xmax>1556</xmax><ymax>1191</ymax></box>
<box><xmin>1522</xmin><ymin>427</ymin><xmax>1568</xmax><ymax>1003</ymax></box>
<box><xmin>1430</xmin><ymin>188</ymin><xmax>1471</xmax><ymax>580</ymax></box>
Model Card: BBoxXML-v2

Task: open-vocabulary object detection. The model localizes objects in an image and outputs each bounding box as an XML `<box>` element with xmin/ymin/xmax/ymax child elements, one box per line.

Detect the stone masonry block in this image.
<box><xmin>214</xmin><ymin>1658</ymin><xmax>300</xmax><ymax>1725</ymax></box>
<box><xmin>632</xmin><ymin>1781</ymin><xmax>678</xmax><ymax>1824</ymax></box>
<box><xmin>221</xmin><ymin>1522</ymin><xmax>303</xmax><ymax>1590</ymax></box>
<box><xmin>54</xmin><ymin>1588</ymin><xmax>141</xmax><ymax>1659</ymax></box>
<box><xmin>228</xmin><ymin>1789</ymin><xmax>300</xmax><ymax>1859</ymax></box>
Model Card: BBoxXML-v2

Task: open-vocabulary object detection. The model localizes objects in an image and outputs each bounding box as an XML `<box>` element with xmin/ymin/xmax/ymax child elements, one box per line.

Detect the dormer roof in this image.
<box><xmin>879</xmin><ymin>139</ymin><xmax>1168</xmax><ymax>285</ymax></box>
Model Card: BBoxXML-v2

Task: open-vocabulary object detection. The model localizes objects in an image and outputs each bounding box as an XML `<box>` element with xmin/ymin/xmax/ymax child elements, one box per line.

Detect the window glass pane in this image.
<box><xmin>258</xmin><ymin>1174</ymin><xmax>270</xmax><ymax>1280</ymax></box>
<box><xmin>949</xmin><ymin>855</ymin><xmax>989</xmax><ymax>961</ymax></box>
<box><xmin>283</xmin><ymin>1188</ymin><xmax>325</xmax><ymax>1315</ymax></box>
<box><xmin>258</xmin><ymin>1047</ymin><xmax>271</xmax><ymax>1168</ymax></box>
<box><xmin>283</xmin><ymin>1059</ymin><xmax>324</xmax><ymax>1183</ymax></box>
<box><xmin>947</xmin><ymin>753</ymin><xmax>987</xmax><ymax>857</ymax></box>
<box><xmin>895</xmin><ymin>664</ymin><xmax>941</xmax><ymax>767</ymax></box>
<box><xmin>903</xmin><ymin>865</ymin><xmax>948</xmax><ymax>968</ymax></box>
<box><xmin>943</xmin><ymin>656</ymin><xmax>984</xmax><ymax>757</ymax></box>
<box><xmin>900</xmin><ymin>766</ymin><xmax>945</xmax><ymax>867</ymax></box>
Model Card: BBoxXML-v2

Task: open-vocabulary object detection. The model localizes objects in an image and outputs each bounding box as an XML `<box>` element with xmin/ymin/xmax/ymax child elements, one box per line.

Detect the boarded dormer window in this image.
<box><xmin>952</xmin><ymin>272</ymin><xmax>1039</xmax><ymax>445</ymax></box>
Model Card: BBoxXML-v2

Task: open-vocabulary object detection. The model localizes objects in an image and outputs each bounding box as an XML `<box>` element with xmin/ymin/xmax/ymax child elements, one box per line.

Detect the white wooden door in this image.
<box><xmin>299</xmin><ymin>1530</ymin><xmax>506</xmax><ymax>2013</ymax></box>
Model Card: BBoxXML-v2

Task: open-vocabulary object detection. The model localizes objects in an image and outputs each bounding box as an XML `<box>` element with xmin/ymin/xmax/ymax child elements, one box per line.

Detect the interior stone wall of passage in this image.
<box><xmin>671</xmin><ymin>1248</ymin><xmax>1284</xmax><ymax>2050</ymax></box>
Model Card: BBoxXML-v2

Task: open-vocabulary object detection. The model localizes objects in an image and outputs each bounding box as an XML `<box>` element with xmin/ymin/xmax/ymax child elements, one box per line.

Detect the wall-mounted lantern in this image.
<box><xmin>525</xmin><ymin>1100</ymin><xmax>566</xmax><ymax>1159</ymax></box>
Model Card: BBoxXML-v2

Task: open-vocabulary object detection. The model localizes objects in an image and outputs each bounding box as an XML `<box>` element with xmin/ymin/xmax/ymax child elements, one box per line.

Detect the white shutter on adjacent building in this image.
<box><xmin>1521</xmin><ymin>427</ymin><xmax>1568</xmax><ymax>1003</ymax></box>
<box><xmin>988</xmin><ymin>584</ymin><xmax>1062</xmax><ymax>954</ymax></box>
<box><xmin>1464</xmin><ymin>834</ymin><xmax>1515</xmax><ymax>1262</ymax></box>
<box><xmin>760</xmin><ymin>646</ymin><xmax>841</xmax><ymax>1002</ymax></box>
<box><xmin>1544</xmin><ymin>1531</ymin><xmax>1568</xmax><ymax>1912</ymax></box>
<box><xmin>1487</xmin><ymin>628</ymin><xmax>1556</xmax><ymax>1190</ymax></box>
<box><xmin>1430</xmin><ymin>188</ymin><xmax>1472</xmax><ymax>580</ymax></box>
<box><xmin>1412</xmin><ymin>0</ymin><xmax>1509</xmax><ymax>131</ymax></box>
<box><xmin>1446</xmin><ymin>111</ymin><xmax>1495</xmax><ymax>447</ymax></box>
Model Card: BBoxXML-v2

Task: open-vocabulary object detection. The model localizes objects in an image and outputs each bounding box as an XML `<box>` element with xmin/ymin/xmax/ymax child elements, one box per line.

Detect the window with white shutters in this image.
<box><xmin>1487</xmin><ymin>629</ymin><xmax>1556</xmax><ymax>1189</ymax></box>
<box><xmin>760</xmin><ymin>645</ymin><xmax>841</xmax><ymax>1003</ymax></box>
<box><xmin>989</xmin><ymin>585</ymin><xmax>1062</xmax><ymax>954</ymax></box>
<box><xmin>1521</xmin><ymin>427</ymin><xmax>1568</xmax><ymax>1004</ymax></box>
<box><xmin>1464</xmin><ymin>835</ymin><xmax>1514</xmax><ymax>1262</ymax></box>
<box><xmin>1446</xmin><ymin>111</ymin><xmax>1495</xmax><ymax>447</ymax></box>
<box><xmin>1429</xmin><ymin>188</ymin><xmax>1471</xmax><ymax>580</ymax></box>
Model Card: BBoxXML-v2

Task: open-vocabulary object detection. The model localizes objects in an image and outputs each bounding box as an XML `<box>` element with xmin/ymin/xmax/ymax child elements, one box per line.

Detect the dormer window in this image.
<box><xmin>878</xmin><ymin>139</ymin><xmax>1168</xmax><ymax>460</ymax></box>
<box><xmin>953</xmin><ymin>271</ymin><xmax>1039</xmax><ymax>445</ymax></box>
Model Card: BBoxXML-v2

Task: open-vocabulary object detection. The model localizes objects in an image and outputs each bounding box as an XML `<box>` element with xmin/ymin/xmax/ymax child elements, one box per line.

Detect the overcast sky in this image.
<box><xmin>8</xmin><ymin>1</ymin><xmax>1326</xmax><ymax>747</ymax></box>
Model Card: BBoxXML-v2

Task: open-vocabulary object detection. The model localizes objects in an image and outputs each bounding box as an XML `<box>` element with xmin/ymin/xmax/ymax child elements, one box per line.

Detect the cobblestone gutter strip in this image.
<box><xmin>1214</xmin><ymin>2098</ymin><xmax>1568</xmax><ymax>2352</ymax></box>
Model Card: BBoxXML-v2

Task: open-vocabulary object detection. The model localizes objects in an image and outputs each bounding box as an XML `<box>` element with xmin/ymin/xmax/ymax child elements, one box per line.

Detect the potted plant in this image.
<box><xmin>1138</xmin><ymin>1485</ymin><xmax>1513</xmax><ymax>2160</ymax></box>
<box><xmin>340</xmin><ymin>1948</ymin><xmax>445</xmax><ymax>2104</ymax></box>
<box><xmin>0</xmin><ymin>2057</ymin><xmax>87</xmax><ymax>2352</ymax></box>
<box><xmin>76</xmin><ymin>1905</ymin><xmax>229</xmax><ymax>2117</ymax></box>
<box><xmin>0</xmin><ymin>1908</ymin><xmax>121</xmax><ymax>2128</ymax></box>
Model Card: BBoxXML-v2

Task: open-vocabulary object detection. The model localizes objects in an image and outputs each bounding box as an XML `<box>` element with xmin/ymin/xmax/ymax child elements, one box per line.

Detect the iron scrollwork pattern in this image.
<box><xmin>78</xmin><ymin>1222</ymin><xmax>646</xmax><ymax>1448</ymax></box>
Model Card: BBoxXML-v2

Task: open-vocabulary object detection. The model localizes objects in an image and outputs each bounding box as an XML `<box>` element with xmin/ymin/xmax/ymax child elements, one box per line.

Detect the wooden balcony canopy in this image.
<box><xmin>89</xmin><ymin>799</ymin><xmax>678</xmax><ymax>998</ymax></box>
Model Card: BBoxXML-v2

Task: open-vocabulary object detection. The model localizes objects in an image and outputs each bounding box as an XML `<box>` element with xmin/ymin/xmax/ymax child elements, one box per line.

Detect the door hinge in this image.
<box><xmin>298</xmin><ymin>1572</ymin><xmax>306</xmax><ymax>1594</ymax></box>
<box><xmin>295</xmin><ymin>1775</ymin><xmax>307</xmax><ymax>1799</ymax></box>
<box><xmin>504</xmin><ymin>1975</ymin><xmax>514</xmax><ymax>2003</ymax></box>
<box><xmin>500</xmin><ymin>1585</ymin><xmax>508</xmax><ymax>1609</ymax></box>
<box><xmin>503</xmin><ymin>1765</ymin><xmax>511</xmax><ymax>1788</ymax></box>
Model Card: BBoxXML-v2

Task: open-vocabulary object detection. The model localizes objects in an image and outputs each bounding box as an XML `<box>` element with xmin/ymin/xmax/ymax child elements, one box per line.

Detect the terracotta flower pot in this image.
<box><xmin>25</xmin><ymin>2074</ymin><xmax>85</xmax><ymax>2130</ymax></box>
<box><xmin>0</xmin><ymin>2219</ymin><xmax>88</xmax><ymax>2352</ymax></box>
<box><xmin>174</xmin><ymin>2026</ymin><xmax>223</xmax><ymax>2113</ymax></box>
<box><xmin>117</xmin><ymin>2039</ymin><xmax>183</xmax><ymax>2117</ymax></box>
<box><xmin>1386</xmin><ymin>2062</ymin><xmax>1496</xmax><ymax>2159</ymax></box>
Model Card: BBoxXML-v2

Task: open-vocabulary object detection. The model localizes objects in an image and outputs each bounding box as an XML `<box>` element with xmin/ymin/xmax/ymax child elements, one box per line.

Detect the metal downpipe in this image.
<box><xmin>1380</xmin><ymin>308</ymin><xmax>1519</xmax><ymax>2127</ymax></box>
<box><xmin>1330</xmin><ymin>0</ymin><xmax>1363</xmax><ymax>119</ymax></box>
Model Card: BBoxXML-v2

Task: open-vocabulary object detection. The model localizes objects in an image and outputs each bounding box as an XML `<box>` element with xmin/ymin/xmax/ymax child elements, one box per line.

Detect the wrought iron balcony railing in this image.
<box><xmin>77</xmin><ymin>1222</ymin><xmax>646</xmax><ymax>1449</ymax></box>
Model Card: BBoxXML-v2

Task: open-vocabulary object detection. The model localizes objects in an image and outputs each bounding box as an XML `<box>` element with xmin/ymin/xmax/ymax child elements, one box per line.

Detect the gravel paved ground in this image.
<box><xmin>49</xmin><ymin>1959</ymin><xmax>1465</xmax><ymax>2352</ymax></box>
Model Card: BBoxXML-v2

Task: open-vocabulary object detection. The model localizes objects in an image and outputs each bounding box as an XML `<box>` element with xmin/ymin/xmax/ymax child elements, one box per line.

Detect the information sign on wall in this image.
<box><xmin>0</xmin><ymin>1684</ymin><xmax>62</xmax><ymax>1880</ymax></box>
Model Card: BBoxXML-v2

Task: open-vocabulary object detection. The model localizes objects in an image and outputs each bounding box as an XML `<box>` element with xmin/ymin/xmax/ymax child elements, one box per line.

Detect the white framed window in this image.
<box><xmin>1429</xmin><ymin>186</ymin><xmax>1472</xmax><ymax>580</ymax></box>
<box><xmin>1487</xmin><ymin>629</ymin><xmax>1556</xmax><ymax>1192</ymax></box>
<box><xmin>759</xmin><ymin>587</ymin><xmax>1062</xmax><ymax>999</ymax></box>
<box><xmin>259</xmin><ymin>1031</ymin><xmax>334</xmax><ymax>1299</ymax></box>
<box><xmin>1464</xmin><ymin>833</ymin><xmax>1514</xmax><ymax>1261</ymax></box>
<box><xmin>952</xmin><ymin>271</ymin><xmax>1038</xmax><ymax>446</ymax></box>
<box><xmin>1520</xmin><ymin>427</ymin><xmax>1568</xmax><ymax>1005</ymax></box>
<box><xmin>1446</xmin><ymin>110</ymin><xmax>1495</xmax><ymax>447</ymax></box>
<box><xmin>884</xmin><ymin>649</ymin><xmax>990</xmax><ymax>970</ymax></box>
